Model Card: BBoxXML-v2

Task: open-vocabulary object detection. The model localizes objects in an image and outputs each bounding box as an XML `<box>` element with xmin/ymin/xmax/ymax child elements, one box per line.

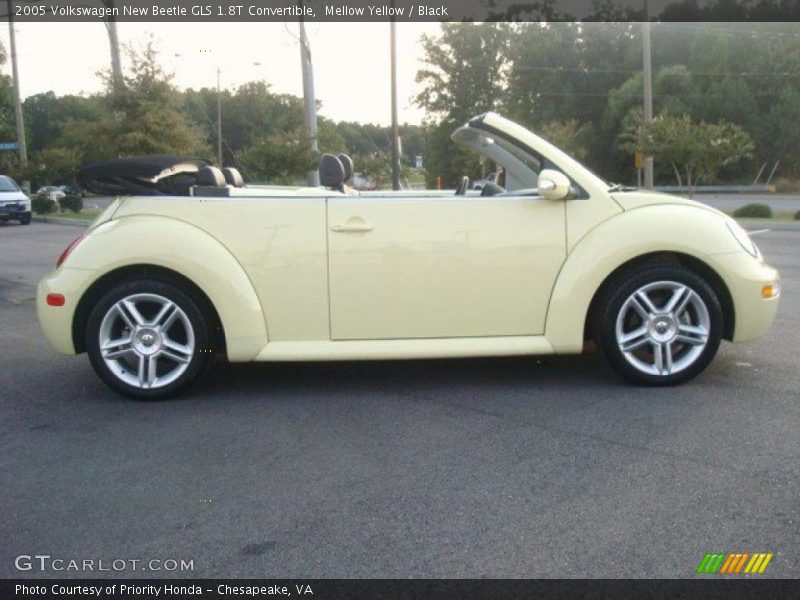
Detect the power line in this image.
<box><xmin>654</xmin><ymin>23</ymin><xmax>800</xmax><ymax>39</ymax></box>
<box><xmin>512</xmin><ymin>65</ymin><xmax>800</xmax><ymax>77</ymax></box>
<box><xmin>527</xmin><ymin>91</ymin><xmax>794</xmax><ymax>97</ymax></box>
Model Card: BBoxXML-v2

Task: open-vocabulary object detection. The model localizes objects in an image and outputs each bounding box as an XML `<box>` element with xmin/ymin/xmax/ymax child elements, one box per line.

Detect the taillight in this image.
<box><xmin>57</xmin><ymin>234</ymin><xmax>85</xmax><ymax>267</ymax></box>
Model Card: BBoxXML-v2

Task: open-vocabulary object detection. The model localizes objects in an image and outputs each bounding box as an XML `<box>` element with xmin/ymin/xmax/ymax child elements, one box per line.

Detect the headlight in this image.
<box><xmin>726</xmin><ymin>220</ymin><xmax>760</xmax><ymax>258</ymax></box>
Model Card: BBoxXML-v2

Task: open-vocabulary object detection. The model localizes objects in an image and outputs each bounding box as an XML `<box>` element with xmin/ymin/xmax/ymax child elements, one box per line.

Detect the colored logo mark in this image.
<box><xmin>696</xmin><ymin>552</ymin><xmax>774</xmax><ymax>574</ymax></box>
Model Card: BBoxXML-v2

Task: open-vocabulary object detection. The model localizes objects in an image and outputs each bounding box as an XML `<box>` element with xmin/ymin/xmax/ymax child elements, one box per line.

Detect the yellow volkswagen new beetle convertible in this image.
<box><xmin>37</xmin><ymin>113</ymin><xmax>780</xmax><ymax>399</ymax></box>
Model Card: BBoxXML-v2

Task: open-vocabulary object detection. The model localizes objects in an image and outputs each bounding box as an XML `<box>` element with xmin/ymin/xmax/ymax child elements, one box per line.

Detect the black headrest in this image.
<box><xmin>319</xmin><ymin>154</ymin><xmax>345</xmax><ymax>190</ymax></box>
<box><xmin>196</xmin><ymin>166</ymin><xmax>225</xmax><ymax>187</ymax></box>
<box><xmin>337</xmin><ymin>153</ymin><xmax>353</xmax><ymax>182</ymax></box>
<box><xmin>222</xmin><ymin>167</ymin><xmax>244</xmax><ymax>187</ymax></box>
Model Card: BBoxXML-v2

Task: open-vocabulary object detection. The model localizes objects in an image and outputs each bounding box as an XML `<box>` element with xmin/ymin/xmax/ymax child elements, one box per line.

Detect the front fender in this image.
<box><xmin>67</xmin><ymin>215</ymin><xmax>268</xmax><ymax>361</ymax></box>
<box><xmin>545</xmin><ymin>204</ymin><xmax>742</xmax><ymax>353</ymax></box>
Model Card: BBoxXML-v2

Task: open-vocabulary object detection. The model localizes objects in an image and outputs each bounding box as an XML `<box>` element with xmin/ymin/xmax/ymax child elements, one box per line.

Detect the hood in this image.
<box><xmin>0</xmin><ymin>190</ymin><xmax>29</xmax><ymax>201</ymax></box>
<box><xmin>611</xmin><ymin>190</ymin><xmax>726</xmax><ymax>218</ymax></box>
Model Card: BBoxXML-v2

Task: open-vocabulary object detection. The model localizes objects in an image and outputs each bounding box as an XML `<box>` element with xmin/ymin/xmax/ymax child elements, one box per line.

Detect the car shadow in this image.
<box><xmin>195</xmin><ymin>351</ymin><xmax>619</xmax><ymax>401</ymax></box>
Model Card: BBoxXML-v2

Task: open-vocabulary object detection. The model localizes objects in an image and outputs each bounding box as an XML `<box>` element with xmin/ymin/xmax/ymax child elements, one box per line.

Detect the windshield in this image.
<box><xmin>0</xmin><ymin>176</ymin><xmax>20</xmax><ymax>192</ymax></box>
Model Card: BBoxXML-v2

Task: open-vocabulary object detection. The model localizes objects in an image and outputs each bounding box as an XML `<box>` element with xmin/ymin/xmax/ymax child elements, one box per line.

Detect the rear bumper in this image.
<box><xmin>713</xmin><ymin>252</ymin><xmax>780</xmax><ymax>343</ymax></box>
<box><xmin>37</xmin><ymin>267</ymin><xmax>95</xmax><ymax>355</ymax></box>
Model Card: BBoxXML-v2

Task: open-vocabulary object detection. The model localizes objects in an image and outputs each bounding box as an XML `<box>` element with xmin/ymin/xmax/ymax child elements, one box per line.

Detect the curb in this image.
<box><xmin>33</xmin><ymin>215</ymin><xmax>91</xmax><ymax>227</ymax></box>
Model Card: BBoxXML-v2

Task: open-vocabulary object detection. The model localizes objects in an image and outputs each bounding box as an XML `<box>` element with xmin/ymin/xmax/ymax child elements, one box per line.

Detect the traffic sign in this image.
<box><xmin>0</xmin><ymin>142</ymin><xmax>19</xmax><ymax>151</ymax></box>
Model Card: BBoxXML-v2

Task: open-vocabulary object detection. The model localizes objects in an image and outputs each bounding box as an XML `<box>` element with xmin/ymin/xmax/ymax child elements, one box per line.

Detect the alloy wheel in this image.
<box><xmin>614</xmin><ymin>280</ymin><xmax>710</xmax><ymax>377</ymax></box>
<box><xmin>98</xmin><ymin>293</ymin><xmax>195</xmax><ymax>389</ymax></box>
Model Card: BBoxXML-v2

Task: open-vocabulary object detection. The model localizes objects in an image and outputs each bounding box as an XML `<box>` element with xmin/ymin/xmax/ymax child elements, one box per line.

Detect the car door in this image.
<box><xmin>327</xmin><ymin>194</ymin><xmax>566</xmax><ymax>340</ymax></box>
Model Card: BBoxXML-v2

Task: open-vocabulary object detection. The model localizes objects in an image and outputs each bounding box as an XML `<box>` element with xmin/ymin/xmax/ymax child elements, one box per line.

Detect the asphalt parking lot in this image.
<box><xmin>1</xmin><ymin>221</ymin><xmax>798</xmax><ymax>579</ymax></box>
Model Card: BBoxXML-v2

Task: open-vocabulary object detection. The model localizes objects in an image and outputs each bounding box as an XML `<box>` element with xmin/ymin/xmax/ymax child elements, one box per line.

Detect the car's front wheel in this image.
<box><xmin>594</xmin><ymin>264</ymin><xmax>723</xmax><ymax>386</ymax></box>
<box><xmin>86</xmin><ymin>278</ymin><xmax>214</xmax><ymax>399</ymax></box>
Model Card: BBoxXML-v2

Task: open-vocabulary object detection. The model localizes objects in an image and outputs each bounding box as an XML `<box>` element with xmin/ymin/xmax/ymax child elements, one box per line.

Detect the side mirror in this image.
<box><xmin>537</xmin><ymin>169</ymin><xmax>572</xmax><ymax>201</ymax></box>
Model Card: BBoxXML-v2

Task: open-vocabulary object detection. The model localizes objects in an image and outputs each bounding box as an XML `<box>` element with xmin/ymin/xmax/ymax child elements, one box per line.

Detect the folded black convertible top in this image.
<box><xmin>78</xmin><ymin>155</ymin><xmax>209</xmax><ymax>196</ymax></box>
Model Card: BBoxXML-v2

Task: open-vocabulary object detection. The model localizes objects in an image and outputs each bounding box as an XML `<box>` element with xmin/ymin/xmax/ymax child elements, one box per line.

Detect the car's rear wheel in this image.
<box><xmin>86</xmin><ymin>278</ymin><xmax>214</xmax><ymax>399</ymax></box>
<box><xmin>594</xmin><ymin>264</ymin><xmax>723</xmax><ymax>385</ymax></box>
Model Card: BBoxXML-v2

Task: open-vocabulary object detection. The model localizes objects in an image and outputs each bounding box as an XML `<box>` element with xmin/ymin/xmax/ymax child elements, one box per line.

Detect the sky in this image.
<box><xmin>0</xmin><ymin>22</ymin><xmax>441</xmax><ymax>125</ymax></box>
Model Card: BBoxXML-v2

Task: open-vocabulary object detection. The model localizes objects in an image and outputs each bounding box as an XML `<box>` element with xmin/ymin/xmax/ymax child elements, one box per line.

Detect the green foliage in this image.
<box><xmin>32</xmin><ymin>194</ymin><xmax>57</xmax><ymax>214</ymax></box>
<box><xmin>65</xmin><ymin>38</ymin><xmax>209</xmax><ymax>161</ymax></box>
<box><xmin>733</xmin><ymin>203</ymin><xmax>773</xmax><ymax>218</ymax></box>
<box><xmin>772</xmin><ymin>178</ymin><xmax>800</xmax><ymax>193</ymax></box>
<box><xmin>538</xmin><ymin>120</ymin><xmax>593</xmax><ymax>161</ymax></box>
<box><xmin>356</xmin><ymin>153</ymin><xmax>393</xmax><ymax>189</ymax></box>
<box><xmin>239</xmin><ymin>128</ymin><xmax>317</xmax><ymax>184</ymax></box>
<box><xmin>416</xmin><ymin>22</ymin><xmax>800</xmax><ymax>185</ymax></box>
<box><xmin>24</xmin><ymin>147</ymin><xmax>83</xmax><ymax>189</ymax></box>
<box><xmin>622</xmin><ymin>113</ymin><xmax>754</xmax><ymax>193</ymax></box>
<box><xmin>58</xmin><ymin>194</ymin><xmax>83</xmax><ymax>213</ymax></box>
<box><xmin>415</xmin><ymin>23</ymin><xmax>507</xmax><ymax>185</ymax></box>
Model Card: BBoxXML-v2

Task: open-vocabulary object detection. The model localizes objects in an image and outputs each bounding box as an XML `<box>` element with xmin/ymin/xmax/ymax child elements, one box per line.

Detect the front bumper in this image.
<box><xmin>37</xmin><ymin>267</ymin><xmax>96</xmax><ymax>355</ymax></box>
<box><xmin>0</xmin><ymin>203</ymin><xmax>30</xmax><ymax>219</ymax></box>
<box><xmin>712</xmin><ymin>252</ymin><xmax>780</xmax><ymax>343</ymax></box>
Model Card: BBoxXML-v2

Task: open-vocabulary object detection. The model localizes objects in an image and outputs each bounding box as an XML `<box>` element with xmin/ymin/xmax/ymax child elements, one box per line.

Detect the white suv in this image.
<box><xmin>0</xmin><ymin>176</ymin><xmax>31</xmax><ymax>225</ymax></box>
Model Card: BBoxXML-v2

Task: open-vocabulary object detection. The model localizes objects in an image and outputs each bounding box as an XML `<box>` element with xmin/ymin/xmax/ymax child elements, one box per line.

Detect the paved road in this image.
<box><xmin>1</xmin><ymin>222</ymin><xmax>797</xmax><ymax>578</ymax></box>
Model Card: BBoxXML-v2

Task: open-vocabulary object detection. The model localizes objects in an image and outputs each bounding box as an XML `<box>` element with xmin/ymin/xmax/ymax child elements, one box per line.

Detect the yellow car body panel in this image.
<box><xmin>545</xmin><ymin>200</ymin><xmax>776</xmax><ymax>353</ymax></box>
<box><xmin>38</xmin><ymin>215</ymin><xmax>268</xmax><ymax>361</ymax></box>
<box><xmin>37</xmin><ymin>113</ymin><xmax>780</xmax><ymax>368</ymax></box>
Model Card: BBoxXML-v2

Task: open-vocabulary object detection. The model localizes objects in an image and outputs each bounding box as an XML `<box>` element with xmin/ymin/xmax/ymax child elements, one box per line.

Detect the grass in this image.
<box><xmin>726</xmin><ymin>210</ymin><xmax>797</xmax><ymax>222</ymax></box>
<box><xmin>40</xmin><ymin>210</ymin><xmax>100</xmax><ymax>222</ymax></box>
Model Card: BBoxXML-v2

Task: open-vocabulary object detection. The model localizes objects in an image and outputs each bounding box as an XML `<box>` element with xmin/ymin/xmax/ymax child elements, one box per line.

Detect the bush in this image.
<box><xmin>772</xmin><ymin>178</ymin><xmax>800</xmax><ymax>193</ymax></box>
<box><xmin>32</xmin><ymin>195</ymin><xmax>57</xmax><ymax>214</ymax></box>
<box><xmin>59</xmin><ymin>194</ymin><xmax>83</xmax><ymax>213</ymax></box>
<box><xmin>795</xmin><ymin>209</ymin><xmax>800</xmax><ymax>221</ymax></box>
<box><xmin>732</xmin><ymin>203</ymin><xmax>772</xmax><ymax>218</ymax></box>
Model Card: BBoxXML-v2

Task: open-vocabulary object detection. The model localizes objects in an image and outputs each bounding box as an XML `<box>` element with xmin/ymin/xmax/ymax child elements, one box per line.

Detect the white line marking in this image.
<box><xmin>746</xmin><ymin>228</ymin><xmax>770</xmax><ymax>236</ymax></box>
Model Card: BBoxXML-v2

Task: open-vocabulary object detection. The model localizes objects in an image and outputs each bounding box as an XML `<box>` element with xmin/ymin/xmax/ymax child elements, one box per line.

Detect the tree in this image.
<box><xmin>538</xmin><ymin>120</ymin><xmax>593</xmax><ymax>161</ymax></box>
<box><xmin>623</xmin><ymin>113</ymin><xmax>754</xmax><ymax>194</ymax></box>
<box><xmin>23</xmin><ymin>147</ymin><xmax>83</xmax><ymax>188</ymax></box>
<box><xmin>239</xmin><ymin>127</ymin><xmax>317</xmax><ymax>184</ymax></box>
<box><xmin>415</xmin><ymin>23</ymin><xmax>508</xmax><ymax>186</ymax></box>
<box><xmin>69</xmin><ymin>39</ymin><xmax>208</xmax><ymax>160</ymax></box>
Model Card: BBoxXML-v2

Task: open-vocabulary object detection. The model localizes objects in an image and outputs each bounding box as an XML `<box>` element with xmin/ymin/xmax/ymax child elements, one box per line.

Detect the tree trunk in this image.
<box><xmin>672</xmin><ymin>163</ymin><xmax>682</xmax><ymax>188</ymax></box>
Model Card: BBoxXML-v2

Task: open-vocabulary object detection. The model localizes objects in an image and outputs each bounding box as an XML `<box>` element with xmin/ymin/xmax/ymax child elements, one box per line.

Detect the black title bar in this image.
<box><xmin>3</xmin><ymin>0</ymin><xmax>800</xmax><ymax>22</ymax></box>
<box><xmin>3</xmin><ymin>579</ymin><xmax>800</xmax><ymax>600</ymax></box>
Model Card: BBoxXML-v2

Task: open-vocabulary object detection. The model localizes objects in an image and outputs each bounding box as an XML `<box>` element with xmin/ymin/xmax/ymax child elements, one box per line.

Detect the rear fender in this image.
<box><xmin>67</xmin><ymin>215</ymin><xmax>267</xmax><ymax>361</ymax></box>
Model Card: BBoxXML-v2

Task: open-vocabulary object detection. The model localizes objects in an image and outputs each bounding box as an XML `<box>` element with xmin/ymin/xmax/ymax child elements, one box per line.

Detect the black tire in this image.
<box><xmin>86</xmin><ymin>277</ymin><xmax>214</xmax><ymax>400</ymax></box>
<box><xmin>19</xmin><ymin>212</ymin><xmax>31</xmax><ymax>225</ymax></box>
<box><xmin>593</xmin><ymin>263</ymin><xmax>723</xmax><ymax>386</ymax></box>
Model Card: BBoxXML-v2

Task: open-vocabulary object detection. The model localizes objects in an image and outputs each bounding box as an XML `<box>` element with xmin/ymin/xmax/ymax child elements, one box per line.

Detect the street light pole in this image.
<box><xmin>390</xmin><ymin>19</ymin><xmax>401</xmax><ymax>191</ymax></box>
<box><xmin>6</xmin><ymin>2</ymin><xmax>28</xmax><ymax>190</ymax></box>
<box><xmin>642</xmin><ymin>3</ymin><xmax>654</xmax><ymax>188</ymax></box>
<box><xmin>216</xmin><ymin>67</ymin><xmax>223</xmax><ymax>167</ymax></box>
<box><xmin>298</xmin><ymin>16</ymin><xmax>319</xmax><ymax>186</ymax></box>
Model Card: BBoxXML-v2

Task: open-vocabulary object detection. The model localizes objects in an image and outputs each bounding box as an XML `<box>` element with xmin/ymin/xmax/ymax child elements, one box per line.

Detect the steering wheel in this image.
<box><xmin>454</xmin><ymin>176</ymin><xmax>469</xmax><ymax>196</ymax></box>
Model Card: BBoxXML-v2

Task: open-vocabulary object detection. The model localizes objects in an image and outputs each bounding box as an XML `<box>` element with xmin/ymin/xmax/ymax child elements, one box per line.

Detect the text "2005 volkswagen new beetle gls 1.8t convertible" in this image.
<box><xmin>37</xmin><ymin>113</ymin><xmax>780</xmax><ymax>399</ymax></box>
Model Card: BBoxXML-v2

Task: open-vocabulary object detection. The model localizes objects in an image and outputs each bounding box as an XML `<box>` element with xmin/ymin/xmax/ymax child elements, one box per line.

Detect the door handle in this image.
<box><xmin>331</xmin><ymin>219</ymin><xmax>374</xmax><ymax>233</ymax></box>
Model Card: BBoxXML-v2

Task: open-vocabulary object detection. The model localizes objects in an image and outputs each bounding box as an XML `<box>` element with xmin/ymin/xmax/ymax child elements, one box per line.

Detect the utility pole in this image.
<box><xmin>102</xmin><ymin>1</ymin><xmax>123</xmax><ymax>87</ymax></box>
<box><xmin>7</xmin><ymin>2</ymin><xmax>28</xmax><ymax>191</ymax></box>
<box><xmin>216</xmin><ymin>67</ymin><xmax>223</xmax><ymax>166</ymax></box>
<box><xmin>298</xmin><ymin>15</ymin><xmax>319</xmax><ymax>186</ymax></box>
<box><xmin>642</xmin><ymin>2</ymin><xmax>654</xmax><ymax>188</ymax></box>
<box><xmin>390</xmin><ymin>19</ymin><xmax>401</xmax><ymax>191</ymax></box>
<box><xmin>106</xmin><ymin>20</ymin><xmax>123</xmax><ymax>87</ymax></box>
